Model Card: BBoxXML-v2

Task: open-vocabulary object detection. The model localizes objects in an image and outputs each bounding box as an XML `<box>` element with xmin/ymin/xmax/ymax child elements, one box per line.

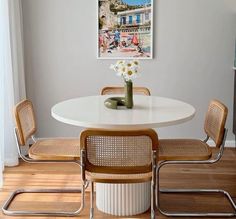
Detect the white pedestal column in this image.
<box><xmin>96</xmin><ymin>182</ymin><xmax>151</xmax><ymax>216</ymax></box>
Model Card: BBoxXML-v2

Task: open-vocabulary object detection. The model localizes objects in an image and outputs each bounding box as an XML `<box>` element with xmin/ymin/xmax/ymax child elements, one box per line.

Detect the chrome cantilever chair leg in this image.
<box><xmin>90</xmin><ymin>182</ymin><xmax>95</xmax><ymax>219</ymax></box>
<box><xmin>2</xmin><ymin>186</ymin><xmax>86</xmax><ymax>216</ymax></box>
<box><xmin>2</xmin><ymin>173</ymin><xmax>89</xmax><ymax>216</ymax></box>
<box><xmin>2</xmin><ymin>103</ymin><xmax>88</xmax><ymax>216</ymax></box>
<box><xmin>2</xmin><ymin>128</ymin><xmax>88</xmax><ymax>216</ymax></box>
<box><xmin>156</xmin><ymin>161</ymin><xmax>236</xmax><ymax>217</ymax></box>
<box><xmin>156</xmin><ymin>131</ymin><xmax>236</xmax><ymax>217</ymax></box>
<box><xmin>151</xmin><ymin>150</ymin><xmax>157</xmax><ymax>219</ymax></box>
<box><xmin>2</xmin><ymin>172</ymin><xmax>89</xmax><ymax>216</ymax></box>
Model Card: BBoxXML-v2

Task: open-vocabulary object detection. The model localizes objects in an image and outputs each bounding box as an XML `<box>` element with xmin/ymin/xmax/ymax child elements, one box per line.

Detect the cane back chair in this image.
<box><xmin>157</xmin><ymin>99</ymin><xmax>235</xmax><ymax>217</ymax></box>
<box><xmin>2</xmin><ymin>99</ymin><xmax>85</xmax><ymax>216</ymax></box>
<box><xmin>101</xmin><ymin>86</ymin><xmax>151</xmax><ymax>96</ymax></box>
<box><xmin>80</xmin><ymin>129</ymin><xmax>159</xmax><ymax>219</ymax></box>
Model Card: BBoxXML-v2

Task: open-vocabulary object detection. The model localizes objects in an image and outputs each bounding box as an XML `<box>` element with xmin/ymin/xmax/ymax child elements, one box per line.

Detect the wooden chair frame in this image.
<box><xmin>101</xmin><ymin>86</ymin><xmax>151</xmax><ymax>96</ymax></box>
<box><xmin>156</xmin><ymin>100</ymin><xmax>236</xmax><ymax>217</ymax></box>
<box><xmin>80</xmin><ymin>129</ymin><xmax>158</xmax><ymax>219</ymax></box>
<box><xmin>2</xmin><ymin>100</ymin><xmax>87</xmax><ymax>217</ymax></box>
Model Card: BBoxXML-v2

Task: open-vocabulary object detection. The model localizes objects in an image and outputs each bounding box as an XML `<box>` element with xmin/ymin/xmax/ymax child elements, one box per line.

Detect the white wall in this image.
<box><xmin>21</xmin><ymin>0</ymin><xmax>236</xmax><ymax>141</ymax></box>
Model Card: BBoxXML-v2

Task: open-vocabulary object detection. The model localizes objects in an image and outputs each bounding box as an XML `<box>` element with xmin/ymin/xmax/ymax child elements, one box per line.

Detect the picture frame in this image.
<box><xmin>97</xmin><ymin>0</ymin><xmax>153</xmax><ymax>59</ymax></box>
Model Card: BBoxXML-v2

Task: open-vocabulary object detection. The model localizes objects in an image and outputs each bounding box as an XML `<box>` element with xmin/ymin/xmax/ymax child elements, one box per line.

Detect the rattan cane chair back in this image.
<box><xmin>3</xmin><ymin>99</ymin><xmax>85</xmax><ymax>217</ymax></box>
<box><xmin>80</xmin><ymin>129</ymin><xmax>158</xmax><ymax>174</ymax></box>
<box><xmin>14</xmin><ymin>99</ymin><xmax>37</xmax><ymax>146</ymax></box>
<box><xmin>101</xmin><ymin>86</ymin><xmax>151</xmax><ymax>96</ymax></box>
<box><xmin>204</xmin><ymin>100</ymin><xmax>228</xmax><ymax>147</ymax></box>
<box><xmin>157</xmin><ymin>99</ymin><xmax>231</xmax><ymax>217</ymax></box>
<box><xmin>81</xmin><ymin>129</ymin><xmax>158</xmax><ymax>219</ymax></box>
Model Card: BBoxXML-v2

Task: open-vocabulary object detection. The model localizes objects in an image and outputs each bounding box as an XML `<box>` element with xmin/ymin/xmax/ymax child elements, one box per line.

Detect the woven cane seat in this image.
<box><xmin>29</xmin><ymin>139</ymin><xmax>80</xmax><ymax>160</ymax></box>
<box><xmin>159</xmin><ymin>139</ymin><xmax>212</xmax><ymax>161</ymax></box>
<box><xmin>86</xmin><ymin>171</ymin><xmax>152</xmax><ymax>183</ymax></box>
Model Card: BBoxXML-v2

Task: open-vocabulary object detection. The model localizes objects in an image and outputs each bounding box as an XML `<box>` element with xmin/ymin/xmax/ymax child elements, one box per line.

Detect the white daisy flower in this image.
<box><xmin>110</xmin><ymin>60</ymin><xmax>140</xmax><ymax>82</ymax></box>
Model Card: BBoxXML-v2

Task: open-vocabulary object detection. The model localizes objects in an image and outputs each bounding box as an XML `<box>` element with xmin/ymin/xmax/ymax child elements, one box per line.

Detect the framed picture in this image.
<box><xmin>97</xmin><ymin>0</ymin><xmax>153</xmax><ymax>59</ymax></box>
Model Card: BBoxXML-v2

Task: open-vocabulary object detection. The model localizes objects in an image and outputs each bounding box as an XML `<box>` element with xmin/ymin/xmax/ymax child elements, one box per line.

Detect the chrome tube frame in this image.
<box><xmin>156</xmin><ymin>129</ymin><xmax>236</xmax><ymax>217</ymax></box>
<box><xmin>90</xmin><ymin>182</ymin><xmax>94</xmax><ymax>219</ymax></box>
<box><xmin>31</xmin><ymin>135</ymin><xmax>37</xmax><ymax>143</ymax></box>
<box><xmin>14</xmin><ymin>128</ymin><xmax>81</xmax><ymax>164</ymax></box>
<box><xmin>151</xmin><ymin>150</ymin><xmax>157</xmax><ymax>219</ymax></box>
<box><xmin>2</xmin><ymin>186</ymin><xmax>85</xmax><ymax>216</ymax></box>
<box><xmin>2</xmin><ymin>127</ymin><xmax>88</xmax><ymax>216</ymax></box>
<box><xmin>82</xmin><ymin>148</ymin><xmax>158</xmax><ymax>219</ymax></box>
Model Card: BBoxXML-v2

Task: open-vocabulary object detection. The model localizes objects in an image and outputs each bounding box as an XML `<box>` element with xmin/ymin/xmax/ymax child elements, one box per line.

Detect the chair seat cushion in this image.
<box><xmin>86</xmin><ymin>171</ymin><xmax>152</xmax><ymax>183</ymax></box>
<box><xmin>29</xmin><ymin>139</ymin><xmax>80</xmax><ymax>160</ymax></box>
<box><xmin>159</xmin><ymin>139</ymin><xmax>212</xmax><ymax>161</ymax></box>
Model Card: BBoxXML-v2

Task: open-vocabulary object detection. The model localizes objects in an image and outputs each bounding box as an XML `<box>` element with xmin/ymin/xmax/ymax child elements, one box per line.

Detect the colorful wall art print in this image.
<box><xmin>98</xmin><ymin>0</ymin><xmax>153</xmax><ymax>59</ymax></box>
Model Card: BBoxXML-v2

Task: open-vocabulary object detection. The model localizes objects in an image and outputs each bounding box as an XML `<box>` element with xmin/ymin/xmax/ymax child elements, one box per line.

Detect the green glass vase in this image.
<box><xmin>124</xmin><ymin>80</ymin><xmax>133</xmax><ymax>109</ymax></box>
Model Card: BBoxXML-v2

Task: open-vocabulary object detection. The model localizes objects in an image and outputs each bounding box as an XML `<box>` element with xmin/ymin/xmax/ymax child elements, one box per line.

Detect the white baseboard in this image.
<box><xmin>208</xmin><ymin>140</ymin><xmax>235</xmax><ymax>148</ymax></box>
<box><xmin>4</xmin><ymin>158</ymin><xmax>19</xmax><ymax>167</ymax></box>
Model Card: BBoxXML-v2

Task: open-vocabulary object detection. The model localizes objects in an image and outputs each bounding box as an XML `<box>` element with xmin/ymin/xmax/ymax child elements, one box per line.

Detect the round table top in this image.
<box><xmin>51</xmin><ymin>95</ymin><xmax>195</xmax><ymax>130</ymax></box>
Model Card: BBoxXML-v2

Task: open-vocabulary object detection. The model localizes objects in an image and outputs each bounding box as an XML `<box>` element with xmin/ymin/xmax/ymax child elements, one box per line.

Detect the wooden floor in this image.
<box><xmin>1</xmin><ymin>148</ymin><xmax>236</xmax><ymax>219</ymax></box>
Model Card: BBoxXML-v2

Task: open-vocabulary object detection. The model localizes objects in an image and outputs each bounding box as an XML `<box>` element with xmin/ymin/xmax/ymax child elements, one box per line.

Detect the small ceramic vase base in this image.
<box><xmin>104</xmin><ymin>97</ymin><xmax>126</xmax><ymax>109</ymax></box>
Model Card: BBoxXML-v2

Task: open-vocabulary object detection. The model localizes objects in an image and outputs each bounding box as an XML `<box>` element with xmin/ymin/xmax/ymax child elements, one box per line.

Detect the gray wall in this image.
<box><xmin>22</xmin><ymin>0</ymin><xmax>236</xmax><ymax>141</ymax></box>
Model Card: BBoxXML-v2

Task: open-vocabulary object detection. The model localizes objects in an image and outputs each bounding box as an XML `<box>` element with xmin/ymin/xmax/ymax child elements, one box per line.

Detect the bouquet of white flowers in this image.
<box><xmin>107</xmin><ymin>60</ymin><xmax>140</xmax><ymax>109</ymax></box>
<box><xmin>110</xmin><ymin>60</ymin><xmax>140</xmax><ymax>82</ymax></box>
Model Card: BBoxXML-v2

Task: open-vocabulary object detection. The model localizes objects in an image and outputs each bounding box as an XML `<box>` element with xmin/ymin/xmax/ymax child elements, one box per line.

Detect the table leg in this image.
<box><xmin>96</xmin><ymin>182</ymin><xmax>151</xmax><ymax>216</ymax></box>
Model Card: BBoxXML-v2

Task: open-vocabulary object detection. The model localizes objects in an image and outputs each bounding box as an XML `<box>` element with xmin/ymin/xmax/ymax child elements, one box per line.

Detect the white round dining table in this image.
<box><xmin>52</xmin><ymin>95</ymin><xmax>195</xmax><ymax>130</ymax></box>
<box><xmin>51</xmin><ymin>95</ymin><xmax>195</xmax><ymax>216</ymax></box>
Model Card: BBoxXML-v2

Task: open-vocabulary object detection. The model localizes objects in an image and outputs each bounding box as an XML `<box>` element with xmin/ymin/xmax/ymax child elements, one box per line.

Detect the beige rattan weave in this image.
<box><xmin>159</xmin><ymin>139</ymin><xmax>212</xmax><ymax>161</ymax></box>
<box><xmin>86</xmin><ymin>135</ymin><xmax>152</xmax><ymax>167</ymax></box>
<box><xmin>80</xmin><ymin>129</ymin><xmax>158</xmax><ymax>181</ymax></box>
<box><xmin>101</xmin><ymin>86</ymin><xmax>151</xmax><ymax>96</ymax></box>
<box><xmin>80</xmin><ymin>129</ymin><xmax>158</xmax><ymax>219</ymax></box>
<box><xmin>159</xmin><ymin>100</ymin><xmax>228</xmax><ymax>161</ymax></box>
<box><xmin>14</xmin><ymin>100</ymin><xmax>36</xmax><ymax>146</ymax></box>
<box><xmin>3</xmin><ymin>99</ymin><xmax>84</xmax><ymax>217</ymax></box>
<box><xmin>29</xmin><ymin>139</ymin><xmax>80</xmax><ymax>160</ymax></box>
<box><xmin>156</xmin><ymin>99</ymin><xmax>231</xmax><ymax>217</ymax></box>
<box><xmin>14</xmin><ymin>99</ymin><xmax>81</xmax><ymax>160</ymax></box>
<box><xmin>204</xmin><ymin>100</ymin><xmax>228</xmax><ymax>147</ymax></box>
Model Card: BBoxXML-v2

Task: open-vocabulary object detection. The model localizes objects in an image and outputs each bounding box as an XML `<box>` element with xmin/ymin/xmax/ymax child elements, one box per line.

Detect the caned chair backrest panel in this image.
<box><xmin>101</xmin><ymin>86</ymin><xmax>151</xmax><ymax>96</ymax></box>
<box><xmin>14</xmin><ymin>99</ymin><xmax>36</xmax><ymax>146</ymax></box>
<box><xmin>204</xmin><ymin>100</ymin><xmax>228</xmax><ymax>147</ymax></box>
<box><xmin>80</xmin><ymin>129</ymin><xmax>158</xmax><ymax>174</ymax></box>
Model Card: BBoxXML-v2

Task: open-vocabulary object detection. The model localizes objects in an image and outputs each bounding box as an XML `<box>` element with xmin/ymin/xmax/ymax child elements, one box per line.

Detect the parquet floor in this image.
<box><xmin>0</xmin><ymin>148</ymin><xmax>236</xmax><ymax>219</ymax></box>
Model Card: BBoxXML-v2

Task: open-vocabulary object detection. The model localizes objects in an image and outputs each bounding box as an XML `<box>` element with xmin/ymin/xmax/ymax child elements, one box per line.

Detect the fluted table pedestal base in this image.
<box><xmin>96</xmin><ymin>182</ymin><xmax>151</xmax><ymax>216</ymax></box>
